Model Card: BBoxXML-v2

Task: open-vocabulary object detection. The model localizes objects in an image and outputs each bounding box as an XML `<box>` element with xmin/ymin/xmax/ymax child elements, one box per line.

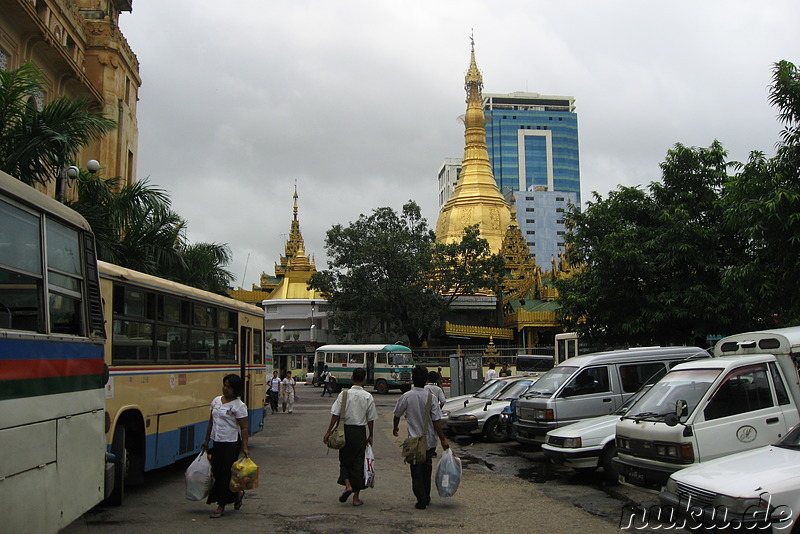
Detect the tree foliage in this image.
<box><xmin>308</xmin><ymin>201</ymin><xmax>504</xmax><ymax>347</ymax></box>
<box><xmin>558</xmin><ymin>60</ymin><xmax>800</xmax><ymax>346</ymax></box>
<box><xmin>0</xmin><ymin>63</ymin><xmax>116</xmax><ymax>186</ymax></box>
<box><xmin>68</xmin><ymin>173</ymin><xmax>233</xmax><ymax>294</ymax></box>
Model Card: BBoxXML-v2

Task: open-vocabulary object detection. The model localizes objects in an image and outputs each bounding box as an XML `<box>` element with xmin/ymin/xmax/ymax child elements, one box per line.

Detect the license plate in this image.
<box><xmin>624</xmin><ymin>467</ymin><xmax>646</xmax><ymax>485</ymax></box>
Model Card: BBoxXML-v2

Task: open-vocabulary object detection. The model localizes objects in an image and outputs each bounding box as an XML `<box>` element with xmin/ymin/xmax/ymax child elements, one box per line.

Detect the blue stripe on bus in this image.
<box><xmin>0</xmin><ymin>338</ymin><xmax>103</xmax><ymax>359</ymax></box>
<box><xmin>122</xmin><ymin>412</ymin><xmax>265</xmax><ymax>473</ymax></box>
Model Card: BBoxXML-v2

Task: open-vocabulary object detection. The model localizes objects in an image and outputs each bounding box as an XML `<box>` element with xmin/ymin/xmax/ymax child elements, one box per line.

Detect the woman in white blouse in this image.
<box><xmin>201</xmin><ymin>374</ymin><xmax>249</xmax><ymax>518</ymax></box>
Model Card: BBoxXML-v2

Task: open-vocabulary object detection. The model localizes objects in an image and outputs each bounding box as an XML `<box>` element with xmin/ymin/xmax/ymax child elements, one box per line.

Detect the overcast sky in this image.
<box><xmin>118</xmin><ymin>1</ymin><xmax>799</xmax><ymax>290</ymax></box>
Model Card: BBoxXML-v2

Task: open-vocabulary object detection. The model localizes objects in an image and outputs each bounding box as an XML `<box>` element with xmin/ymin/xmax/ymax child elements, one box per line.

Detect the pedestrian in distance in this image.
<box><xmin>268</xmin><ymin>370</ymin><xmax>281</xmax><ymax>414</ymax></box>
<box><xmin>499</xmin><ymin>362</ymin><xmax>512</xmax><ymax>377</ymax></box>
<box><xmin>201</xmin><ymin>374</ymin><xmax>249</xmax><ymax>519</ymax></box>
<box><xmin>321</xmin><ymin>365</ymin><xmax>333</xmax><ymax>397</ymax></box>
<box><xmin>484</xmin><ymin>362</ymin><xmax>497</xmax><ymax>382</ymax></box>
<box><xmin>323</xmin><ymin>368</ymin><xmax>377</xmax><ymax>507</ymax></box>
<box><xmin>424</xmin><ymin>370</ymin><xmax>446</xmax><ymax>408</ymax></box>
<box><xmin>281</xmin><ymin>370</ymin><xmax>296</xmax><ymax>413</ymax></box>
<box><xmin>393</xmin><ymin>365</ymin><xmax>450</xmax><ymax>510</ymax></box>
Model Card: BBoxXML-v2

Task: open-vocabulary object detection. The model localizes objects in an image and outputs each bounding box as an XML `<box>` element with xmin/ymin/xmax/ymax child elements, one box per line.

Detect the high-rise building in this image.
<box><xmin>484</xmin><ymin>91</ymin><xmax>580</xmax><ymax>202</ymax></box>
<box><xmin>511</xmin><ymin>188</ymin><xmax>577</xmax><ymax>266</ymax></box>
<box><xmin>438</xmin><ymin>89</ymin><xmax>581</xmax><ymax>264</ymax></box>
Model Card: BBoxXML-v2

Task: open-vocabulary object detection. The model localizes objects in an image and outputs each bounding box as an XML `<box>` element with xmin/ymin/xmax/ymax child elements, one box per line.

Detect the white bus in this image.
<box><xmin>0</xmin><ymin>170</ymin><xmax>111</xmax><ymax>532</ymax></box>
<box><xmin>313</xmin><ymin>344</ymin><xmax>414</xmax><ymax>394</ymax></box>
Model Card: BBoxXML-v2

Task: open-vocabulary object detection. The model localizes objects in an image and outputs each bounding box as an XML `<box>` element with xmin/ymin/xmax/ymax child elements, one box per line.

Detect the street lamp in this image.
<box><xmin>57</xmin><ymin>159</ymin><xmax>100</xmax><ymax>201</ymax></box>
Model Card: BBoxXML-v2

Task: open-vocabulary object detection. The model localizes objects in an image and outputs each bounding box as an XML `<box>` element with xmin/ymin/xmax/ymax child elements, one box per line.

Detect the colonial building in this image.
<box><xmin>0</xmin><ymin>0</ymin><xmax>141</xmax><ymax>197</ymax></box>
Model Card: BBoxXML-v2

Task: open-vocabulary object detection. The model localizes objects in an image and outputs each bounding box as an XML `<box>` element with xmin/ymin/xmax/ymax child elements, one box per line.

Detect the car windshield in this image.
<box><xmin>475</xmin><ymin>379</ymin><xmax>511</xmax><ymax>399</ymax></box>
<box><xmin>615</xmin><ymin>385</ymin><xmax>654</xmax><ymax>415</ymax></box>
<box><xmin>390</xmin><ymin>352</ymin><xmax>412</xmax><ymax>366</ymax></box>
<box><xmin>516</xmin><ymin>356</ymin><xmax>555</xmax><ymax>373</ymax></box>
<box><xmin>523</xmin><ymin>366</ymin><xmax>577</xmax><ymax>397</ymax></box>
<box><xmin>497</xmin><ymin>379</ymin><xmax>534</xmax><ymax>400</ymax></box>
<box><xmin>777</xmin><ymin>424</ymin><xmax>800</xmax><ymax>450</ymax></box>
<box><xmin>622</xmin><ymin>369</ymin><xmax>721</xmax><ymax>421</ymax></box>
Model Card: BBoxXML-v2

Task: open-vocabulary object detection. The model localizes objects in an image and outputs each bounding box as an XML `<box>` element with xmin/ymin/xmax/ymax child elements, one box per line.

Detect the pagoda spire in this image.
<box><xmin>435</xmin><ymin>37</ymin><xmax>511</xmax><ymax>254</ymax></box>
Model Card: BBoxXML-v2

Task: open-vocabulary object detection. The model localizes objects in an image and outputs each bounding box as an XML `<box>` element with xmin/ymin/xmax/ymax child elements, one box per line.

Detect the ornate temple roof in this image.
<box><xmin>435</xmin><ymin>39</ymin><xmax>512</xmax><ymax>254</ymax></box>
<box><xmin>266</xmin><ymin>187</ymin><xmax>322</xmax><ymax>300</ymax></box>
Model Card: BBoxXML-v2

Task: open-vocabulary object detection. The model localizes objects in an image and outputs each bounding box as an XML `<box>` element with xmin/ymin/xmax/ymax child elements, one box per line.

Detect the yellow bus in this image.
<box><xmin>0</xmin><ymin>170</ymin><xmax>111</xmax><ymax>532</ymax></box>
<box><xmin>99</xmin><ymin>261</ymin><xmax>267</xmax><ymax>504</ymax></box>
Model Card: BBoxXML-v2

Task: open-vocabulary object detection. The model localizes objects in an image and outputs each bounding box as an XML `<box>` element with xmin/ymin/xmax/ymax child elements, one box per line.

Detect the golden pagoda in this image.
<box><xmin>228</xmin><ymin>187</ymin><xmax>323</xmax><ymax>304</ymax></box>
<box><xmin>435</xmin><ymin>38</ymin><xmax>512</xmax><ymax>253</ymax></box>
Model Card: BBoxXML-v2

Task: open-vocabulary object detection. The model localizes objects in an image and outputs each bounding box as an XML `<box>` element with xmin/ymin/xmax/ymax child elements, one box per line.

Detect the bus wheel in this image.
<box><xmin>106</xmin><ymin>425</ymin><xmax>127</xmax><ymax>505</ymax></box>
<box><xmin>375</xmin><ymin>379</ymin><xmax>389</xmax><ymax>395</ymax></box>
<box><xmin>330</xmin><ymin>378</ymin><xmax>341</xmax><ymax>393</ymax></box>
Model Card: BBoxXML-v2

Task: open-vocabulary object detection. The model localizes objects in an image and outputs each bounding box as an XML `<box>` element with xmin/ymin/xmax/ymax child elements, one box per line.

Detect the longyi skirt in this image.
<box><xmin>337</xmin><ymin>425</ymin><xmax>367</xmax><ymax>491</ymax></box>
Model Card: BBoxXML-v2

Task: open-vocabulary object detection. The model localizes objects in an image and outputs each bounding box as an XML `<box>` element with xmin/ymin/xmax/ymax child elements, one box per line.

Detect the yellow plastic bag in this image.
<box><xmin>230</xmin><ymin>456</ymin><xmax>259</xmax><ymax>491</ymax></box>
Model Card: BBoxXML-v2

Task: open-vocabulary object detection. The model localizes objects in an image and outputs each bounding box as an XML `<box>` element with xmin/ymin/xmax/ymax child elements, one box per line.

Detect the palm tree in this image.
<box><xmin>69</xmin><ymin>172</ymin><xmax>234</xmax><ymax>294</ymax></box>
<box><xmin>0</xmin><ymin>63</ymin><xmax>116</xmax><ymax>186</ymax></box>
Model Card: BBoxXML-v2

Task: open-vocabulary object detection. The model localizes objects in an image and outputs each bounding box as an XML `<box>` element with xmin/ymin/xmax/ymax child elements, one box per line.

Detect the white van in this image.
<box><xmin>614</xmin><ymin>326</ymin><xmax>800</xmax><ymax>491</ymax></box>
<box><xmin>514</xmin><ymin>346</ymin><xmax>709</xmax><ymax>445</ymax></box>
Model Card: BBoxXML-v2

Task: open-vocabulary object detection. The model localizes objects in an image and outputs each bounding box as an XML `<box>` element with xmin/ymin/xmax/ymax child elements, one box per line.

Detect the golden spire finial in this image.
<box><xmin>293</xmin><ymin>183</ymin><xmax>299</xmax><ymax>221</ymax></box>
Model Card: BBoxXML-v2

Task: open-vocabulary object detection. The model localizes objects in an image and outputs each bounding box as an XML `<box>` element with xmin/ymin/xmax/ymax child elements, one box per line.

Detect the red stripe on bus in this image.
<box><xmin>0</xmin><ymin>358</ymin><xmax>105</xmax><ymax>381</ymax></box>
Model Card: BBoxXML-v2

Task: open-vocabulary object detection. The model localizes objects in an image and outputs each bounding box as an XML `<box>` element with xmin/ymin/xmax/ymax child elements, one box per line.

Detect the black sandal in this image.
<box><xmin>339</xmin><ymin>489</ymin><xmax>353</xmax><ymax>502</ymax></box>
<box><xmin>234</xmin><ymin>491</ymin><xmax>244</xmax><ymax>510</ymax></box>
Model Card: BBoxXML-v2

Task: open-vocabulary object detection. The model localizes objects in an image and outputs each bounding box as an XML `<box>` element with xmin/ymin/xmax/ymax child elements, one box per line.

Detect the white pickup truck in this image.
<box><xmin>613</xmin><ymin>326</ymin><xmax>800</xmax><ymax>491</ymax></box>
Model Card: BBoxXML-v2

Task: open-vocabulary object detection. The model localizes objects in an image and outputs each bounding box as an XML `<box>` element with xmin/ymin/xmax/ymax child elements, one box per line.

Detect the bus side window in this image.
<box><xmin>375</xmin><ymin>353</ymin><xmax>387</xmax><ymax>365</ymax></box>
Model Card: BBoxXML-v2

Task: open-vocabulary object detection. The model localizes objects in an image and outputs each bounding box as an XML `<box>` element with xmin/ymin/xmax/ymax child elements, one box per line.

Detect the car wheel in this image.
<box><xmin>601</xmin><ymin>444</ymin><xmax>619</xmax><ymax>485</ymax></box>
<box><xmin>484</xmin><ymin>416</ymin><xmax>507</xmax><ymax>442</ymax></box>
<box><xmin>375</xmin><ymin>379</ymin><xmax>389</xmax><ymax>395</ymax></box>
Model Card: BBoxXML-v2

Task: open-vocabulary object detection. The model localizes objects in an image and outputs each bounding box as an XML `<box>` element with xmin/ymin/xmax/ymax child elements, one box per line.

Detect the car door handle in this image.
<box><xmin>602</xmin><ymin>398</ymin><xmax>612</xmax><ymax>403</ymax></box>
<box><xmin>766</xmin><ymin>417</ymin><xmax>780</xmax><ymax>424</ymax></box>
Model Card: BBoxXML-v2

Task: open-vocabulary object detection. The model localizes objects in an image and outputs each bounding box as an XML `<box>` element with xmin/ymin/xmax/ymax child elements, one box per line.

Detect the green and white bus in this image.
<box><xmin>313</xmin><ymin>344</ymin><xmax>414</xmax><ymax>394</ymax></box>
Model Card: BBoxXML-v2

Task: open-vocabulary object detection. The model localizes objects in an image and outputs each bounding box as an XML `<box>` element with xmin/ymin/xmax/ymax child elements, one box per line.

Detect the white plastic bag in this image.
<box><xmin>435</xmin><ymin>448</ymin><xmax>462</xmax><ymax>498</ymax></box>
<box><xmin>185</xmin><ymin>451</ymin><xmax>213</xmax><ymax>501</ymax></box>
<box><xmin>364</xmin><ymin>444</ymin><xmax>375</xmax><ymax>488</ymax></box>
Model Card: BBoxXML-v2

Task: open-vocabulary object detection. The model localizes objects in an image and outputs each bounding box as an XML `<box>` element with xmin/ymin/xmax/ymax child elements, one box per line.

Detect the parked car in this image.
<box><xmin>541</xmin><ymin>383</ymin><xmax>655</xmax><ymax>483</ymax></box>
<box><xmin>514</xmin><ymin>346</ymin><xmax>709</xmax><ymax>445</ymax></box>
<box><xmin>441</xmin><ymin>377</ymin><xmax>512</xmax><ymax>415</ymax></box>
<box><xmin>658</xmin><ymin>422</ymin><xmax>800</xmax><ymax>531</ymax></box>
<box><xmin>445</xmin><ymin>376</ymin><xmax>540</xmax><ymax>442</ymax></box>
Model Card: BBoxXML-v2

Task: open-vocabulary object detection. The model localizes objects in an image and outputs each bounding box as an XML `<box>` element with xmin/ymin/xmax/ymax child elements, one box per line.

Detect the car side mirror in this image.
<box><xmin>464</xmin><ymin>399</ymin><xmax>469</xmax><ymax>408</ymax></box>
<box><xmin>483</xmin><ymin>401</ymin><xmax>492</xmax><ymax>411</ymax></box>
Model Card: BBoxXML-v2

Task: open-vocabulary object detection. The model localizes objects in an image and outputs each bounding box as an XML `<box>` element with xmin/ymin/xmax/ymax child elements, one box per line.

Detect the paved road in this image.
<box><xmin>61</xmin><ymin>384</ymin><xmax>673</xmax><ymax>534</ymax></box>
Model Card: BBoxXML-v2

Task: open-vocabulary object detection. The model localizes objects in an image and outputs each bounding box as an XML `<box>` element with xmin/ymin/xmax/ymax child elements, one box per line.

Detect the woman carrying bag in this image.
<box><xmin>201</xmin><ymin>374</ymin><xmax>249</xmax><ymax>518</ymax></box>
<box><xmin>322</xmin><ymin>368</ymin><xmax>377</xmax><ymax>506</ymax></box>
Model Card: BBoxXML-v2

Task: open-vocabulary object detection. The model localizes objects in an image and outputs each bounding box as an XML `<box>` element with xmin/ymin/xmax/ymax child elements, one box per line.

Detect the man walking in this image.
<box><xmin>393</xmin><ymin>366</ymin><xmax>449</xmax><ymax>510</ymax></box>
<box><xmin>321</xmin><ymin>365</ymin><xmax>333</xmax><ymax>397</ymax></box>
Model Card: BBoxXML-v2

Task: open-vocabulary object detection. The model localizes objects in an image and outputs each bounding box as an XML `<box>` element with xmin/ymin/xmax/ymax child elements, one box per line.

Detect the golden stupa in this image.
<box><xmin>435</xmin><ymin>39</ymin><xmax>512</xmax><ymax>253</ymax></box>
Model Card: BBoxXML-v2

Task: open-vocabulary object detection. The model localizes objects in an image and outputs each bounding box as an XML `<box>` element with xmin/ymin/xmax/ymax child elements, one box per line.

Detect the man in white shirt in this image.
<box><xmin>393</xmin><ymin>366</ymin><xmax>450</xmax><ymax>510</ymax></box>
<box><xmin>484</xmin><ymin>362</ymin><xmax>497</xmax><ymax>382</ymax></box>
<box><xmin>424</xmin><ymin>370</ymin><xmax>446</xmax><ymax>408</ymax></box>
<box><xmin>323</xmin><ymin>368</ymin><xmax>377</xmax><ymax>506</ymax></box>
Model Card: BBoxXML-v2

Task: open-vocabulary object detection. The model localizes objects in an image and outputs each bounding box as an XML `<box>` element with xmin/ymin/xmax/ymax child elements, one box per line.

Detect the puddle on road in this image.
<box><xmin>457</xmin><ymin>451</ymin><xmax>496</xmax><ymax>471</ymax></box>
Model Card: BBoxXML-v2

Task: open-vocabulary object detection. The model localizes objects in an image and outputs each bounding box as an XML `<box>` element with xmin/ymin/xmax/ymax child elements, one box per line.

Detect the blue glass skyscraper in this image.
<box><xmin>484</xmin><ymin>92</ymin><xmax>580</xmax><ymax>204</ymax></box>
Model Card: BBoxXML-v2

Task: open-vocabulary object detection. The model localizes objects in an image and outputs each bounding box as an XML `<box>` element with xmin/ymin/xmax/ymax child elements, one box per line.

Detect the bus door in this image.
<box><xmin>366</xmin><ymin>352</ymin><xmax>375</xmax><ymax>385</ymax></box>
<box><xmin>240</xmin><ymin>326</ymin><xmax>251</xmax><ymax>404</ymax></box>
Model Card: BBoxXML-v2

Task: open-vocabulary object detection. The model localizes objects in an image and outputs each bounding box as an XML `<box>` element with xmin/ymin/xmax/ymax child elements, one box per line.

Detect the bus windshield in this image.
<box><xmin>390</xmin><ymin>352</ymin><xmax>412</xmax><ymax>366</ymax></box>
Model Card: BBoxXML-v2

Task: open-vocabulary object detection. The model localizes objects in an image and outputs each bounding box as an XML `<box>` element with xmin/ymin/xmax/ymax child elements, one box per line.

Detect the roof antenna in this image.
<box><xmin>241</xmin><ymin>251</ymin><xmax>251</xmax><ymax>289</ymax></box>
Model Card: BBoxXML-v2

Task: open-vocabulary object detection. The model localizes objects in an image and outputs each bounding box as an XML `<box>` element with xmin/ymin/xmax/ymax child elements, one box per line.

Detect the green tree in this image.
<box><xmin>308</xmin><ymin>201</ymin><xmax>504</xmax><ymax>347</ymax></box>
<box><xmin>557</xmin><ymin>142</ymin><xmax>750</xmax><ymax>347</ymax></box>
<box><xmin>722</xmin><ymin>60</ymin><xmax>800</xmax><ymax>326</ymax></box>
<box><xmin>0</xmin><ymin>63</ymin><xmax>115</xmax><ymax>186</ymax></box>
